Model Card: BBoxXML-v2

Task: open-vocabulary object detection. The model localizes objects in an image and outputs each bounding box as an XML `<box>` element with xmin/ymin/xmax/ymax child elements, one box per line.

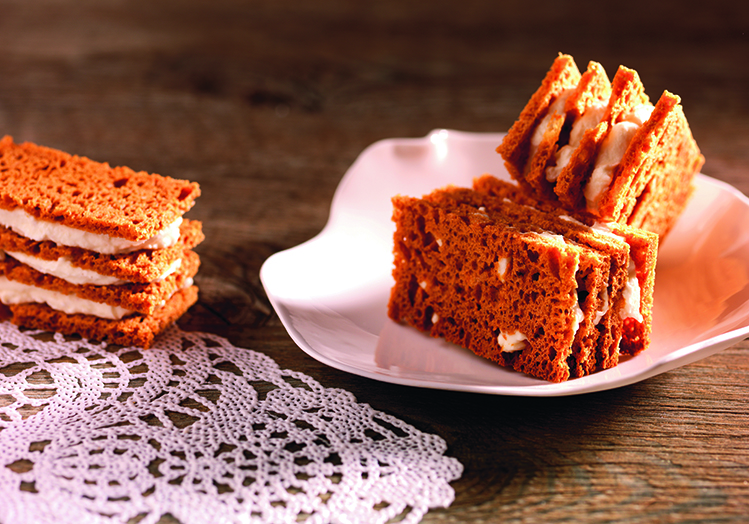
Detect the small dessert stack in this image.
<box><xmin>0</xmin><ymin>136</ymin><xmax>203</xmax><ymax>348</ymax></box>
<box><xmin>497</xmin><ymin>53</ymin><xmax>704</xmax><ymax>238</ymax></box>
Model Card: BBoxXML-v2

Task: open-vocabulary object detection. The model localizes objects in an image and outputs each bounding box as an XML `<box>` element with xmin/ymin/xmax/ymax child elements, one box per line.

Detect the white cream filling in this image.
<box><xmin>620</xmin><ymin>261</ymin><xmax>643</xmax><ymax>323</ymax></box>
<box><xmin>546</xmin><ymin>101</ymin><xmax>607</xmax><ymax>182</ymax></box>
<box><xmin>583</xmin><ymin>104</ymin><xmax>654</xmax><ymax>211</ymax></box>
<box><xmin>5</xmin><ymin>251</ymin><xmax>182</xmax><ymax>286</ymax></box>
<box><xmin>590</xmin><ymin>221</ymin><xmax>621</xmax><ymax>238</ymax></box>
<box><xmin>0</xmin><ymin>207</ymin><xmax>182</xmax><ymax>255</ymax></box>
<box><xmin>558</xmin><ymin>214</ymin><xmax>586</xmax><ymax>227</ymax></box>
<box><xmin>535</xmin><ymin>231</ymin><xmax>566</xmax><ymax>245</ymax></box>
<box><xmin>0</xmin><ymin>276</ymin><xmax>135</xmax><ymax>320</ymax></box>
<box><xmin>498</xmin><ymin>330</ymin><xmax>527</xmax><ymax>353</ymax></box>
<box><xmin>530</xmin><ymin>89</ymin><xmax>574</xmax><ymax>157</ymax></box>
<box><xmin>497</xmin><ymin>257</ymin><xmax>509</xmax><ymax>279</ymax></box>
<box><xmin>0</xmin><ymin>275</ymin><xmax>194</xmax><ymax>321</ymax></box>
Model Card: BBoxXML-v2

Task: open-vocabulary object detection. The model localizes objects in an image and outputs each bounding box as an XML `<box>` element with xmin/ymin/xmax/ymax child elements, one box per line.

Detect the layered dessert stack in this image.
<box><xmin>496</xmin><ymin>53</ymin><xmax>704</xmax><ymax>237</ymax></box>
<box><xmin>0</xmin><ymin>136</ymin><xmax>203</xmax><ymax>348</ymax></box>
<box><xmin>389</xmin><ymin>184</ymin><xmax>657</xmax><ymax>382</ymax></box>
<box><xmin>388</xmin><ymin>54</ymin><xmax>703</xmax><ymax>381</ymax></box>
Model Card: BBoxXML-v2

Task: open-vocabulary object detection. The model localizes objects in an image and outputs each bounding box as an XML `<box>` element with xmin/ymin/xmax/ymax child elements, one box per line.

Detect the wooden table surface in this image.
<box><xmin>2</xmin><ymin>0</ymin><xmax>749</xmax><ymax>522</ymax></box>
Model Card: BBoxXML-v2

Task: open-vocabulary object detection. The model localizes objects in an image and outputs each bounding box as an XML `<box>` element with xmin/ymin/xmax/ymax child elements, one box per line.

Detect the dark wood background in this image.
<box><xmin>1</xmin><ymin>0</ymin><xmax>748</xmax><ymax>521</ymax></box>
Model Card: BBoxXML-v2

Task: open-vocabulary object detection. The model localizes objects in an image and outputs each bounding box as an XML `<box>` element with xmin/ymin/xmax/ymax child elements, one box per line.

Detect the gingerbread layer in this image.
<box><xmin>496</xmin><ymin>55</ymin><xmax>703</xmax><ymax>238</ymax></box>
<box><xmin>4</xmin><ymin>285</ymin><xmax>198</xmax><ymax>349</ymax></box>
<box><xmin>473</xmin><ymin>175</ymin><xmax>657</xmax><ymax>358</ymax></box>
<box><xmin>0</xmin><ymin>135</ymin><xmax>200</xmax><ymax>241</ymax></box>
<box><xmin>0</xmin><ymin>249</ymin><xmax>200</xmax><ymax>315</ymax></box>
<box><xmin>0</xmin><ymin>219</ymin><xmax>204</xmax><ymax>284</ymax></box>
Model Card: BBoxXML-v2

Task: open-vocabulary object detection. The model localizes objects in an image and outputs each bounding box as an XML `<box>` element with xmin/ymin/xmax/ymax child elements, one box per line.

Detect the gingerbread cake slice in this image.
<box><xmin>473</xmin><ymin>175</ymin><xmax>658</xmax><ymax>362</ymax></box>
<box><xmin>497</xmin><ymin>55</ymin><xmax>703</xmax><ymax>237</ymax></box>
<box><xmin>0</xmin><ymin>136</ymin><xmax>203</xmax><ymax>348</ymax></box>
<box><xmin>387</xmin><ymin>184</ymin><xmax>657</xmax><ymax>382</ymax></box>
<box><xmin>418</xmin><ymin>187</ymin><xmax>618</xmax><ymax>379</ymax></box>
<box><xmin>496</xmin><ymin>53</ymin><xmax>582</xmax><ymax>196</ymax></box>
<box><xmin>0</xmin><ymin>135</ymin><xmax>199</xmax><ymax>245</ymax></box>
<box><xmin>4</xmin><ymin>286</ymin><xmax>198</xmax><ymax>349</ymax></box>
<box><xmin>0</xmin><ymin>219</ymin><xmax>204</xmax><ymax>284</ymax></box>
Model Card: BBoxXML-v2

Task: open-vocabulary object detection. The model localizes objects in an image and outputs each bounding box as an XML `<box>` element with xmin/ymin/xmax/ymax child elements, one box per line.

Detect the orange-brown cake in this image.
<box><xmin>0</xmin><ymin>219</ymin><xmax>204</xmax><ymax>284</ymax></box>
<box><xmin>0</xmin><ymin>136</ymin><xmax>203</xmax><ymax>348</ymax></box>
<box><xmin>0</xmin><ymin>249</ymin><xmax>200</xmax><ymax>315</ymax></box>
<box><xmin>497</xmin><ymin>54</ymin><xmax>704</xmax><ymax>237</ymax></box>
<box><xmin>472</xmin><ymin>175</ymin><xmax>658</xmax><ymax>359</ymax></box>
<box><xmin>0</xmin><ymin>135</ymin><xmax>199</xmax><ymax>242</ymax></box>
<box><xmin>4</xmin><ymin>286</ymin><xmax>198</xmax><ymax>349</ymax></box>
<box><xmin>388</xmin><ymin>184</ymin><xmax>657</xmax><ymax>382</ymax></box>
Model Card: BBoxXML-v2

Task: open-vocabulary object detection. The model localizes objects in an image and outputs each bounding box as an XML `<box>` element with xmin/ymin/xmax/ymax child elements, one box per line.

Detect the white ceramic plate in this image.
<box><xmin>260</xmin><ymin>129</ymin><xmax>749</xmax><ymax>396</ymax></box>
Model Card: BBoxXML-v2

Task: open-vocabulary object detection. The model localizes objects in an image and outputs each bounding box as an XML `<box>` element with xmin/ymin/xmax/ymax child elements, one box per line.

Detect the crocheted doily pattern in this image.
<box><xmin>0</xmin><ymin>323</ymin><xmax>462</xmax><ymax>524</ymax></box>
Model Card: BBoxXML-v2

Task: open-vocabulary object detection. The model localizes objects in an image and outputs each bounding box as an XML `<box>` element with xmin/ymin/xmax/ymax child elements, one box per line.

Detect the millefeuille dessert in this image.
<box><xmin>387</xmin><ymin>53</ymin><xmax>705</xmax><ymax>381</ymax></box>
<box><xmin>388</xmin><ymin>184</ymin><xmax>657</xmax><ymax>382</ymax></box>
<box><xmin>0</xmin><ymin>136</ymin><xmax>203</xmax><ymax>348</ymax></box>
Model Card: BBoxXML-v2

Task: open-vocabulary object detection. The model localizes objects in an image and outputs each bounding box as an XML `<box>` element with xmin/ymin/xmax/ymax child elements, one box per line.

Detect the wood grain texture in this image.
<box><xmin>0</xmin><ymin>0</ymin><xmax>748</xmax><ymax>522</ymax></box>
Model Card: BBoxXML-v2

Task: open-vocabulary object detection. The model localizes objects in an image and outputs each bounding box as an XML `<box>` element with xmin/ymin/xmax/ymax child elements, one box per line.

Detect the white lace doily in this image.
<box><xmin>0</xmin><ymin>322</ymin><xmax>462</xmax><ymax>524</ymax></box>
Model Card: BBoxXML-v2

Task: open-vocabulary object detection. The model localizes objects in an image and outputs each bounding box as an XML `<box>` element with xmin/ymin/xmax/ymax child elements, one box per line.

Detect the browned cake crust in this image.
<box><xmin>473</xmin><ymin>175</ymin><xmax>657</xmax><ymax>359</ymax></box>
<box><xmin>0</xmin><ymin>219</ymin><xmax>204</xmax><ymax>284</ymax></box>
<box><xmin>567</xmin><ymin>61</ymin><xmax>612</xmax><ymax>119</ymax></box>
<box><xmin>0</xmin><ymin>249</ymin><xmax>200</xmax><ymax>315</ymax></box>
<box><xmin>496</xmin><ymin>53</ymin><xmax>581</xmax><ymax>195</ymax></box>
<box><xmin>0</xmin><ymin>135</ymin><xmax>200</xmax><ymax>241</ymax></box>
<box><xmin>386</xmin><ymin>185</ymin><xmax>658</xmax><ymax>382</ymax></box>
<box><xmin>5</xmin><ymin>285</ymin><xmax>198</xmax><ymax>349</ymax></box>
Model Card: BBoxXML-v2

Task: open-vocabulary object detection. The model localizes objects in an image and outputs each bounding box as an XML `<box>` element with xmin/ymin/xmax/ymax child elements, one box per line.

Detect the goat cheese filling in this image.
<box><xmin>0</xmin><ymin>207</ymin><xmax>182</xmax><ymax>255</ymax></box>
<box><xmin>0</xmin><ymin>276</ymin><xmax>194</xmax><ymax>320</ymax></box>
<box><xmin>5</xmin><ymin>250</ymin><xmax>182</xmax><ymax>286</ymax></box>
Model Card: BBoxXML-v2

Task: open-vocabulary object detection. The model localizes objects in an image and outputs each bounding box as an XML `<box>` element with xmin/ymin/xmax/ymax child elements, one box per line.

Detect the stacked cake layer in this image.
<box><xmin>0</xmin><ymin>136</ymin><xmax>203</xmax><ymax>348</ymax></box>
<box><xmin>388</xmin><ymin>184</ymin><xmax>657</xmax><ymax>383</ymax></box>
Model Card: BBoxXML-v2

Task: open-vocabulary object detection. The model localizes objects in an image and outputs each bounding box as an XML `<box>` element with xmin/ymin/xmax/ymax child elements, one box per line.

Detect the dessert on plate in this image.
<box><xmin>388</xmin><ymin>184</ymin><xmax>657</xmax><ymax>382</ymax></box>
<box><xmin>0</xmin><ymin>136</ymin><xmax>203</xmax><ymax>348</ymax></box>
<box><xmin>388</xmin><ymin>53</ymin><xmax>703</xmax><ymax>381</ymax></box>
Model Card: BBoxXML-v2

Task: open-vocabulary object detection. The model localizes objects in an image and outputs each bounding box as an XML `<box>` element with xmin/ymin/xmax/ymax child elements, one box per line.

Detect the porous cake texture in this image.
<box><xmin>497</xmin><ymin>53</ymin><xmax>703</xmax><ymax>238</ymax></box>
<box><xmin>387</xmin><ymin>53</ymin><xmax>702</xmax><ymax>382</ymax></box>
<box><xmin>0</xmin><ymin>136</ymin><xmax>203</xmax><ymax>348</ymax></box>
<box><xmin>0</xmin><ymin>219</ymin><xmax>204</xmax><ymax>284</ymax></box>
<box><xmin>472</xmin><ymin>176</ymin><xmax>657</xmax><ymax>358</ymax></box>
<box><xmin>0</xmin><ymin>135</ymin><xmax>200</xmax><ymax>240</ymax></box>
<box><xmin>388</xmin><ymin>184</ymin><xmax>657</xmax><ymax>382</ymax></box>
